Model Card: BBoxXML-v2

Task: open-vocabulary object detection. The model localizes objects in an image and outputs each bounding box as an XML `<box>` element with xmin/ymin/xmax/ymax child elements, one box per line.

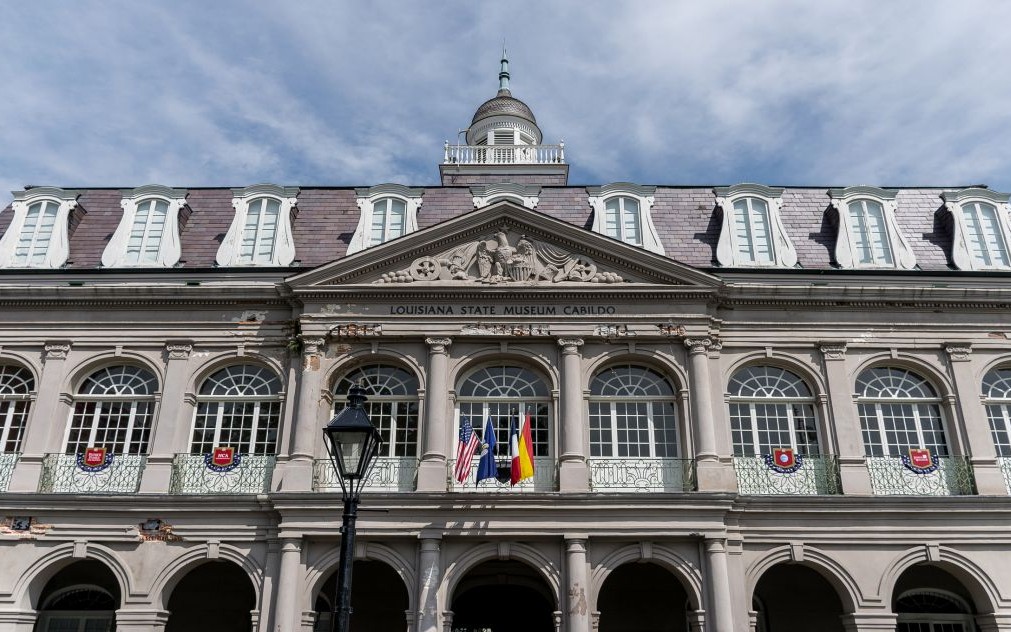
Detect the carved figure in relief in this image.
<box><xmin>476</xmin><ymin>242</ymin><xmax>493</xmax><ymax>280</ymax></box>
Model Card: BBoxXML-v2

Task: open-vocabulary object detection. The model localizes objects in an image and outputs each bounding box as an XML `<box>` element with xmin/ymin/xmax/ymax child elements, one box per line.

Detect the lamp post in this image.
<box><xmin>322</xmin><ymin>384</ymin><xmax>382</xmax><ymax>632</ymax></box>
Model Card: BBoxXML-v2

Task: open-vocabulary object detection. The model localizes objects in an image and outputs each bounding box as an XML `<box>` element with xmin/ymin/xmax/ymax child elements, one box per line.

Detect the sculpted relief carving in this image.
<box><xmin>377</xmin><ymin>229</ymin><xmax>627</xmax><ymax>285</ymax></box>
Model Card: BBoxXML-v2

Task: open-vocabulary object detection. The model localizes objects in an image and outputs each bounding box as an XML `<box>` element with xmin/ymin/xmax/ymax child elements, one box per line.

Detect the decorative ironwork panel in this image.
<box><xmin>733</xmin><ymin>456</ymin><xmax>840</xmax><ymax>495</ymax></box>
<box><xmin>866</xmin><ymin>456</ymin><xmax>976</xmax><ymax>495</ymax></box>
<box><xmin>1000</xmin><ymin>457</ymin><xmax>1011</xmax><ymax>495</ymax></box>
<box><xmin>169</xmin><ymin>454</ymin><xmax>275</xmax><ymax>494</ymax></box>
<box><xmin>449</xmin><ymin>457</ymin><xmax>555</xmax><ymax>492</ymax></box>
<box><xmin>588</xmin><ymin>458</ymin><xmax>695</xmax><ymax>492</ymax></box>
<box><xmin>313</xmin><ymin>456</ymin><xmax>417</xmax><ymax>492</ymax></box>
<box><xmin>0</xmin><ymin>452</ymin><xmax>18</xmax><ymax>491</ymax></box>
<box><xmin>39</xmin><ymin>453</ymin><xmax>145</xmax><ymax>493</ymax></box>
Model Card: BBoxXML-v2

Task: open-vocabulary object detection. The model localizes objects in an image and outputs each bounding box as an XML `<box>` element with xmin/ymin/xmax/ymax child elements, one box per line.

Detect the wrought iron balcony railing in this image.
<box><xmin>733</xmin><ymin>455</ymin><xmax>841</xmax><ymax>495</ymax></box>
<box><xmin>999</xmin><ymin>457</ymin><xmax>1011</xmax><ymax>495</ymax></box>
<box><xmin>588</xmin><ymin>458</ymin><xmax>696</xmax><ymax>492</ymax></box>
<box><xmin>0</xmin><ymin>452</ymin><xmax>18</xmax><ymax>492</ymax></box>
<box><xmin>39</xmin><ymin>453</ymin><xmax>145</xmax><ymax>494</ymax></box>
<box><xmin>866</xmin><ymin>456</ymin><xmax>976</xmax><ymax>496</ymax></box>
<box><xmin>313</xmin><ymin>456</ymin><xmax>417</xmax><ymax>492</ymax></box>
<box><xmin>169</xmin><ymin>454</ymin><xmax>276</xmax><ymax>494</ymax></box>
<box><xmin>449</xmin><ymin>457</ymin><xmax>556</xmax><ymax>492</ymax></box>
<box><xmin>443</xmin><ymin>143</ymin><xmax>565</xmax><ymax>165</ymax></box>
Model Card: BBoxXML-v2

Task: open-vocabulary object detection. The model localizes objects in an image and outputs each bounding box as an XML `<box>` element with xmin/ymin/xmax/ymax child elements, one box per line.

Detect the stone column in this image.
<box><xmin>819</xmin><ymin>343</ymin><xmax>873</xmax><ymax>494</ymax></box>
<box><xmin>417</xmin><ymin>534</ymin><xmax>442</xmax><ymax>632</ymax></box>
<box><xmin>685</xmin><ymin>338</ymin><xmax>734</xmax><ymax>491</ymax></box>
<box><xmin>564</xmin><ymin>536</ymin><xmax>590</xmax><ymax>632</ymax></box>
<box><xmin>703</xmin><ymin>538</ymin><xmax>734</xmax><ymax>632</ymax></box>
<box><xmin>840</xmin><ymin>612</ymin><xmax>898</xmax><ymax>631</ymax></box>
<box><xmin>9</xmin><ymin>342</ymin><xmax>71</xmax><ymax>492</ymax></box>
<box><xmin>114</xmin><ymin>609</ymin><xmax>170</xmax><ymax>632</ymax></box>
<box><xmin>945</xmin><ymin>343</ymin><xmax>1006</xmax><ymax>495</ymax></box>
<box><xmin>272</xmin><ymin>538</ymin><xmax>303</xmax><ymax>632</ymax></box>
<box><xmin>140</xmin><ymin>341</ymin><xmax>192</xmax><ymax>493</ymax></box>
<box><xmin>417</xmin><ymin>338</ymin><xmax>451</xmax><ymax>492</ymax></box>
<box><xmin>283</xmin><ymin>336</ymin><xmax>328</xmax><ymax>491</ymax></box>
<box><xmin>558</xmin><ymin>338</ymin><xmax>588</xmax><ymax>492</ymax></box>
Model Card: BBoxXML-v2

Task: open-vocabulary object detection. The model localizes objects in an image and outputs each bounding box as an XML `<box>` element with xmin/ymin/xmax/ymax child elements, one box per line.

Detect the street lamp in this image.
<box><xmin>322</xmin><ymin>384</ymin><xmax>383</xmax><ymax>632</ymax></box>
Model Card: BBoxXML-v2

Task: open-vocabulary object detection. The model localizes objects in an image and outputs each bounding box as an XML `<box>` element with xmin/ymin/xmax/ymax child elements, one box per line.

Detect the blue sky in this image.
<box><xmin>3</xmin><ymin>1</ymin><xmax>1011</xmax><ymax>207</ymax></box>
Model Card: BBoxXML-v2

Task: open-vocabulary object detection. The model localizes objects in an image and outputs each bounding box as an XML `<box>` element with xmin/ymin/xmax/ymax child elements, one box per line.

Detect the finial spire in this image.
<box><xmin>498</xmin><ymin>45</ymin><xmax>510</xmax><ymax>95</ymax></box>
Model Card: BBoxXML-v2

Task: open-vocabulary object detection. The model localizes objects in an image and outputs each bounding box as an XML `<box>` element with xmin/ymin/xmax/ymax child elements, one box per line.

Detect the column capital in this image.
<box><xmin>44</xmin><ymin>342</ymin><xmax>71</xmax><ymax>360</ymax></box>
<box><xmin>704</xmin><ymin>537</ymin><xmax>727</xmax><ymax>553</ymax></box>
<box><xmin>944</xmin><ymin>342</ymin><xmax>973</xmax><ymax>361</ymax></box>
<box><xmin>819</xmin><ymin>341</ymin><xmax>847</xmax><ymax>360</ymax></box>
<box><xmin>301</xmin><ymin>336</ymin><xmax>327</xmax><ymax>356</ymax></box>
<box><xmin>165</xmin><ymin>341</ymin><xmax>193</xmax><ymax>360</ymax></box>
<box><xmin>425</xmin><ymin>337</ymin><xmax>452</xmax><ymax>353</ymax></box>
<box><xmin>683</xmin><ymin>337</ymin><xmax>712</xmax><ymax>355</ymax></box>
<box><xmin>557</xmin><ymin>337</ymin><xmax>584</xmax><ymax>351</ymax></box>
<box><xmin>564</xmin><ymin>536</ymin><xmax>588</xmax><ymax>551</ymax></box>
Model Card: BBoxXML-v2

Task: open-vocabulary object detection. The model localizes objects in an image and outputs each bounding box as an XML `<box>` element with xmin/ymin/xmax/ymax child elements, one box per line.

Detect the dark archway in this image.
<box><xmin>313</xmin><ymin>560</ymin><xmax>410</xmax><ymax>632</ymax></box>
<box><xmin>451</xmin><ymin>559</ymin><xmax>555</xmax><ymax>632</ymax></box>
<box><xmin>165</xmin><ymin>561</ymin><xmax>255</xmax><ymax>632</ymax></box>
<box><xmin>753</xmin><ymin>564</ymin><xmax>845</xmax><ymax>632</ymax></box>
<box><xmin>893</xmin><ymin>564</ymin><xmax>977</xmax><ymax>632</ymax></box>
<box><xmin>597</xmin><ymin>562</ymin><xmax>689</xmax><ymax>632</ymax></box>
<box><xmin>34</xmin><ymin>560</ymin><xmax>121</xmax><ymax>632</ymax></box>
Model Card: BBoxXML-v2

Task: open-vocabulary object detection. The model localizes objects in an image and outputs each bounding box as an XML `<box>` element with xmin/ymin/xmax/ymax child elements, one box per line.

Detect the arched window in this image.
<box><xmin>856</xmin><ymin>367</ymin><xmax>948</xmax><ymax>457</ymax></box>
<box><xmin>589</xmin><ymin>365</ymin><xmax>678</xmax><ymax>458</ymax></box>
<box><xmin>370</xmin><ymin>197</ymin><xmax>408</xmax><ymax>245</ymax></box>
<box><xmin>728</xmin><ymin>366</ymin><xmax>819</xmax><ymax>456</ymax></box>
<box><xmin>958</xmin><ymin>201</ymin><xmax>1010</xmax><ymax>269</ymax></box>
<box><xmin>895</xmin><ymin>590</ymin><xmax>973</xmax><ymax>631</ymax></box>
<box><xmin>239</xmin><ymin>197</ymin><xmax>281</xmax><ymax>264</ymax></box>
<box><xmin>603</xmin><ymin>196</ymin><xmax>642</xmax><ymax>246</ymax></box>
<box><xmin>66</xmin><ymin>366</ymin><xmax>157</xmax><ymax>455</ymax></box>
<box><xmin>37</xmin><ymin>585</ymin><xmax>117</xmax><ymax>632</ymax></box>
<box><xmin>846</xmin><ymin>199</ymin><xmax>894</xmax><ymax>266</ymax></box>
<box><xmin>732</xmin><ymin>197</ymin><xmax>774</xmax><ymax>265</ymax></box>
<box><xmin>124</xmin><ymin>198</ymin><xmax>169</xmax><ymax>264</ymax></box>
<box><xmin>0</xmin><ymin>364</ymin><xmax>33</xmax><ymax>452</ymax></box>
<box><xmin>983</xmin><ymin>367</ymin><xmax>1011</xmax><ymax>457</ymax></box>
<box><xmin>14</xmin><ymin>200</ymin><xmax>60</xmax><ymax>267</ymax></box>
<box><xmin>457</xmin><ymin>366</ymin><xmax>550</xmax><ymax>456</ymax></box>
<box><xmin>333</xmin><ymin>364</ymin><xmax>420</xmax><ymax>457</ymax></box>
<box><xmin>192</xmin><ymin>365</ymin><xmax>282</xmax><ymax>455</ymax></box>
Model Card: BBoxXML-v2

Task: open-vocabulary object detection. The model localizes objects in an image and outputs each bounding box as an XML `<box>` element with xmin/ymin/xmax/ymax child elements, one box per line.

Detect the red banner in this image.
<box><xmin>772</xmin><ymin>447</ymin><xmax>796</xmax><ymax>469</ymax></box>
<box><xmin>908</xmin><ymin>448</ymin><xmax>932</xmax><ymax>469</ymax></box>
<box><xmin>83</xmin><ymin>447</ymin><xmax>107</xmax><ymax>467</ymax></box>
<box><xmin>211</xmin><ymin>446</ymin><xmax>235</xmax><ymax>468</ymax></box>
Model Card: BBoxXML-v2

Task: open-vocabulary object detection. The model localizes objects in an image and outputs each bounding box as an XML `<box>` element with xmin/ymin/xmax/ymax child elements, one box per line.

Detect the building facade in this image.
<box><xmin>1</xmin><ymin>58</ymin><xmax>1011</xmax><ymax>632</ymax></box>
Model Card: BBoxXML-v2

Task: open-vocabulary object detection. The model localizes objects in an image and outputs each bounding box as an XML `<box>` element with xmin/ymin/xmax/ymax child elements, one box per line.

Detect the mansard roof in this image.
<box><xmin>0</xmin><ymin>184</ymin><xmax>977</xmax><ymax>273</ymax></box>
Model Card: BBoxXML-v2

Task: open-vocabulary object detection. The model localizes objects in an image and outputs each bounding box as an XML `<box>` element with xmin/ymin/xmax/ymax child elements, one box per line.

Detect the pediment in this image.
<box><xmin>287</xmin><ymin>200</ymin><xmax>720</xmax><ymax>289</ymax></box>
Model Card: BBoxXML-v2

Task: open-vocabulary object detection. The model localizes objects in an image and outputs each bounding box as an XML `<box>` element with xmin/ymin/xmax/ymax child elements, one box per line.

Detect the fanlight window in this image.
<box><xmin>0</xmin><ymin>365</ymin><xmax>34</xmax><ymax>452</ymax></box>
<box><xmin>603</xmin><ymin>196</ymin><xmax>642</xmax><ymax>246</ymax></box>
<box><xmin>856</xmin><ymin>367</ymin><xmax>948</xmax><ymax>457</ymax></box>
<box><xmin>589</xmin><ymin>365</ymin><xmax>679</xmax><ymax>458</ymax></box>
<box><xmin>66</xmin><ymin>366</ymin><xmax>157</xmax><ymax>455</ymax></box>
<box><xmin>847</xmin><ymin>199</ymin><xmax>894</xmax><ymax>266</ymax></box>
<box><xmin>14</xmin><ymin>200</ymin><xmax>60</xmax><ymax>267</ymax></box>
<box><xmin>960</xmin><ymin>201</ymin><xmax>1010</xmax><ymax>268</ymax></box>
<box><xmin>239</xmin><ymin>197</ymin><xmax>281</xmax><ymax>264</ymax></box>
<box><xmin>333</xmin><ymin>364</ymin><xmax>420</xmax><ymax>457</ymax></box>
<box><xmin>124</xmin><ymin>198</ymin><xmax>169</xmax><ymax>264</ymax></box>
<box><xmin>457</xmin><ymin>366</ymin><xmax>550</xmax><ymax>456</ymax></box>
<box><xmin>983</xmin><ymin>367</ymin><xmax>1011</xmax><ymax>457</ymax></box>
<box><xmin>370</xmin><ymin>197</ymin><xmax>407</xmax><ymax>245</ymax></box>
<box><xmin>38</xmin><ymin>585</ymin><xmax>117</xmax><ymax>632</ymax></box>
<box><xmin>728</xmin><ymin>366</ymin><xmax>819</xmax><ymax>457</ymax></box>
<box><xmin>733</xmin><ymin>197</ymin><xmax>774</xmax><ymax>265</ymax></box>
<box><xmin>895</xmin><ymin>590</ymin><xmax>973</xmax><ymax>632</ymax></box>
<box><xmin>192</xmin><ymin>365</ymin><xmax>282</xmax><ymax>455</ymax></box>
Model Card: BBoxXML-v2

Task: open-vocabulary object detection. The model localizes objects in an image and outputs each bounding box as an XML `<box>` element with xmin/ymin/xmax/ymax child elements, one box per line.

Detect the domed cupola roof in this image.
<box><xmin>471</xmin><ymin>91</ymin><xmax>537</xmax><ymax>126</ymax></box>
<box><xmin>465</xmin><ymin>51</ymin><xmax>543</xmax><ymax>146</ymax></box>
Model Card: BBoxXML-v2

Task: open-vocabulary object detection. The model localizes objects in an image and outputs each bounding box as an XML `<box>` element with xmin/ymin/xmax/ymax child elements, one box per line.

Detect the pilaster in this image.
<box><xmin>703</xmin><ymin>538</ymin><xmax>734</xmax><ymax>632</ymax></box>
<box><xmin>558</xmin><ymin>338</ymin><xmax>589</xmax><ymax>491</ymax></box>
<box><xmin>685</xmin><ymin>338</ymin><xmax>735</xmax><ymax>491</ymax></box>
<box><xmin>9</xmin><ymin>341</ymin><xmax>71</xmax><ymax>492</ymax></box>
<box><xmin>272</xmin><ymin>538</ymin><xmax>303</xmax><ymax>632</ymax></box>
<box><xmin>283</xmin><ymin>336</ymin><xmax>328</xmax><ymax>491</ymax></box>
<box><xmin>819</xmin><ymin>342</ymin><xmax>872</xmax><ymax>495</ymax></box>
<box><xmin>418</xmin><ymin>338</ymin><xmax>451</xmax><ymax>492</ymax></box>
<box><xmin>140</xmin><ymin>341</ymin><xmax>192</xmax><ymax>492</ymax></box>
<box><xmin>564</xmin><ymin>535</ymin><xmax>590</xmax><ymax>632</ymax></box>
<box><xmin>417</xmin><ymin>533</ymin><xmax>443</xmax><ymax>632</ymax></box>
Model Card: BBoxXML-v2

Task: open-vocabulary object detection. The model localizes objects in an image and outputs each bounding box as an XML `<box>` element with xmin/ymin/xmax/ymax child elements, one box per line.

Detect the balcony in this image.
<box><xmin>444</xmin><ymin>143</ymin><xmax>565</xmax><ymax>165</ymax></box>
<box><xmin>589</xmin><ymin>458</ymin><xmax>696</xmax><ymax>492</ymax></box>
<box><xmin>449</xmin><ymin>457</ymin><xmax>555</xmax><ymax>492</ymax></box>
<box><xmin>733</xmin><ymin>455</ymin><xmax>840</xmax><ymax>495</ymax></box>
<box><xmin>999</xmin><ymin>457</ymin><xmax>1011</xmax><ymax>494</ymax></box>
<box><xmin>169</xmin><ymin>454</ymin><xmax>275</xmax><ymax>494</ymax></box>
<box><xmin>39</xmin><ymin>453</ymin><xmax>145</xmax><ymax>494</ymax></box>
<box><xmin>866</xmin><ymin>456</ymin><xmax>975</xmax><ymax>496</ymax></box>
<box><xmin>313</xmin><ymin>456</ymin><xmax>417</xmax><ymax>492</ymax></box>
<box><xmin>0</xmin><ymin>453</ymin><xmax>18</xmax><ymax>492</ymax></box>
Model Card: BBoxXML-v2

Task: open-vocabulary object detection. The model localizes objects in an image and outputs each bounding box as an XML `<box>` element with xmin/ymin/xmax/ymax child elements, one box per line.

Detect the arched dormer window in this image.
<box><xmin>828</xmin><ymin>187</ymin><xmax>916</xmax><ymax>269</ymax></box>
<box><xmin>942</xmin><ymin>188</ymin><xmax>1011</xmax><ymax>271</ymax></box>
<box><xmin>101</xmin><ymin>185</ymin><xmax>187</xmax><ymax>267</ymax></box>
<box><xmin>348</xmin><ymin>184</ymin><xmax>423</xmax><ymax>255</ymax></box>
<box><xmin>587</xmin><ymin>183</ymin><xmax>664</xmax><ymax>254</ymax></box>
<box><xmin>0</xmin><ymin>187</ymin><xmax>79</xmax><ymax>268</ymax></box>
<box><xmin>715</xmin><ymin>184</ymin><xmax>796</xmax><ymax>267</ymax></box>
<box><xmin>471</xmin><ymin>183</ymin><xmax>540</xmax><ymax>209</ymax></box>
<box><xmin>216</xmin><ymin>184</ymin><xmax>298</xmax><ymax>267</ymax></box>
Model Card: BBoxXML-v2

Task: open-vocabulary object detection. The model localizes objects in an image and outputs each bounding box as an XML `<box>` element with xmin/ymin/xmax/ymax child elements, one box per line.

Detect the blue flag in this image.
<box><xmin>475</xmin><ymin>416</ymin><xmax>497</xmax><ymax>485</ymax></box>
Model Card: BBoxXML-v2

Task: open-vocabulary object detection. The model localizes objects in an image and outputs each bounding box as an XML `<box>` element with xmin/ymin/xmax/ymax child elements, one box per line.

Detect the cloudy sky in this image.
<box><xmin>3</xmin><ymin>1</ymin><xmax>1010</xmax><ymax>207</ymax></box>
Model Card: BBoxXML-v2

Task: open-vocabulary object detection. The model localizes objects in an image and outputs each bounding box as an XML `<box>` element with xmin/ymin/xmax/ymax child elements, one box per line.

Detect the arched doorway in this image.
<box><xmin>35</xmin><ymin>560</ymin><xmax>120</xmax><ymax>632</ymax></box>
<box><xmin>893</xmin><ymin>564</ymin><xmax>978</xmax><ymax>632</ymax></box>
<box><xmin>752</xmin><ymin>564</ymin><xmax>845</xmax><ymax>632</ymax></box>
<box><xmin>597</xmin><ymin>562</ymin><xmax>690</xmax><ymax>632</ymax></box>
<box><xmin>165</xmin><ymin>561</ymin><xmax>255</xmax><ymax>632</ymax></box>
<box><xmin>451</xmin><ymin>559</ymin><xmax>555</xmax><ymax>632</ymax></box>
<box><xmin>313</xmin><ymin>560</ymin><xmax>409</xmax><ymax>632</ymax></box>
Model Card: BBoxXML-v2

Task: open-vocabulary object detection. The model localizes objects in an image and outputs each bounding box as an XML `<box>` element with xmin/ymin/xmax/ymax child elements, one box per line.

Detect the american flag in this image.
<box><xmin>454</xmin><ymin>416</ymin><xmax>481</xmax><ymax>483</ymax></box>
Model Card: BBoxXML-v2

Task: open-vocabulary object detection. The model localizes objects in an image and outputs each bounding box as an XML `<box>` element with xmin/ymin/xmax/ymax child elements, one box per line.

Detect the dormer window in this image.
<box><xmin>101</xmin><ymin>185</ymin><xmax>186</xmax><ymax>268</ymax></box>
<box><xmin>587</xmin><ymin>183</ymin><xmax>664</xmax><ymax>255</ymax></box>
<box><xmin>471</xmin><ymin>184</ymin><xmax>540</xmax><ymax>209</ymax></box>
<box><xmin>216</xmin><ymin>184</ymin><xmax>298</xmax><ymax>267</ymax></box>
<box><xmin>348</xmin><ymin>184</ymin><xmax>423</xmax><ymax>255</ymax></box>
<box><xmin>828</xmin><ymin>187</ymin><xmax>916</xmax><ymax>269</ymax></box>
<box><xmin>714</xmin><ymin>184</ymin><xmax>797</xmax><ymax>267</ymax></box>
<box><xmin>0</xmin><ymin>187</ymin><xmax>79</xmax><ymax>269</ymax></box>
<box><xmin>942</xmin><ymin>188</ymin><xmax>1011</xmax><ymax>271</ymax></box>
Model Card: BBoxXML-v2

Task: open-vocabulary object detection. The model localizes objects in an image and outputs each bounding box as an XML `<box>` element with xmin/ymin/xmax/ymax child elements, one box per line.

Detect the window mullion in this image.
<box><xmin>211</xmin><ymin>403</ymin><xmax>224</xmax><ymax>448</ymax></box>
<box><xmin>249</xmin><ymin>400</ymin><xmax>261</xmax><ymax>454</ymax></box>
<box><xmin>749</xmin><ymin>403</ymin><xmax>760</xmax><ymax>454</ymax></box>
<box><xmin>87</xmin><ymin>402</ymin><xmax>102</xmax><ymax>449</ymax></box>
<box><xmin>0</xmin><ymin>404</ymin><xmax>13</xmax><ymax>449</ymax></box>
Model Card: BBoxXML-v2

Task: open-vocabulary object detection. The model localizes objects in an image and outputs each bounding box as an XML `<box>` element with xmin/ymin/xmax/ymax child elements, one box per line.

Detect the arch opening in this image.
<box><xmin>34</xmin><ymin>560</ymin><xmax>120</xmax><ymax>632</ymax></box>
<box><xmin>597</xmin><ymin>562</ymin><xmax>689</xmax><ymax>632</ymax></box>
<box><xmin>753</xmin><ymin>563</ymin><xmax>845</xmax><ymax>632</ymax></box>
<box><xmin>893</xmin><ymin>564</ymin><xmax>978</xmax><ymax>632</ymax></box>
<box><xmin>450</xmin><ymin>559</ymin><xmax>555</xmax><ymax>632</ymax></box>
<box><xmin>165</xmin><ymin>561</ymin><xmax>255</xmax><ymax>632</ymax></box>
<box><xmin>313</xmin><ymin>560</ymin><xmax>409</xmax><ymax>632</ymax></box>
